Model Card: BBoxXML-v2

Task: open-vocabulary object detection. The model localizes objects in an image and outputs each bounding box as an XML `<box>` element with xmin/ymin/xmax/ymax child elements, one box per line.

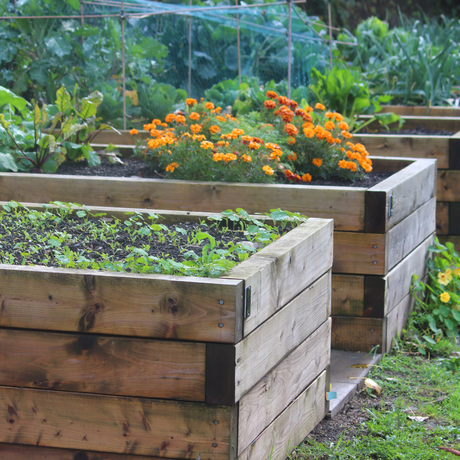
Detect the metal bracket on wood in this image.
<box><xmin>388</xmin><ymin>194</ymin><xmax>393</xmax><ymax>218</ymax></box>
<box><xmin>244</xmin><ymin>285</ymin><xmax>251</xmax><ymax>318</ymax></box>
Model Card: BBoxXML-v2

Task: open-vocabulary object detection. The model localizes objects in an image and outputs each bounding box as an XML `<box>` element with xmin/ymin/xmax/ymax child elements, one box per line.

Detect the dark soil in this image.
<box><xmin>366</xmin><ymin>125</ymin><xmax>455</xmax><ymax>136</ymax></box>
<box><xmin>51</xmin><ymin>157</ymin><xmax>393</xmax><ymax>189</ymax></box>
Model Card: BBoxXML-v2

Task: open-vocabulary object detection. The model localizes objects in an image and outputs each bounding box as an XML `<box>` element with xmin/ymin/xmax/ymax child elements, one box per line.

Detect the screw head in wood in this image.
<box><xmin>212</xmin><ymin>443</ymin><xmax>218</xmax><ymax>448</ymax></box>
<box><xmin>218</xmin><ymin>300</ymin><xmax>224</xmax><ymax>305</ymax></box>
<box><xmin>218</xmin><ymin>323</ymin><xmax>224</xmax><ymax>328</ymax></box>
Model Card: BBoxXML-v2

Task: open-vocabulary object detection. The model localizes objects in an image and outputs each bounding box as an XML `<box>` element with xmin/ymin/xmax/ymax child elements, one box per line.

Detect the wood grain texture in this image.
<box><xmin>0</xmin><ymin>443</ymin><xmax>174</xmax><ymax>459</ymax></box>
<box><xmin>225</xmin><ymin>219</ymin><xmax>333</xmax><ymax>337</ymax></box>
<box><xmin>383</xmin><ymin>235</ymin><xmax>433</xmax><ymax>317</ymax></box>
<box><xmin>238</xmin><ymin>319</ymin><xmax>331</xmax><ymax>452</ymax></box>
<box><xmin>449</xmin><ymin>131</ymin><xmax>460</xmax><ymax>169</ymax></box>
<box><xmin>360</xmin><ymin>115</ymin><xmax>460</xmax><ymax>132</ymax></box>
<box><xmin>0</xmin><ymin>386</ymin><xmax>237</xmax><ymax>459</ymax></box>
<box><xmin>437</xmin><ymin>202</ymin><xmax>449</xmax><ymax>235</ymax></box>
<box><xmin>333</xmin><ymin>232</ymin><xmax>386</xmax><ymax>275</ymax></box>
<box><xmin>385</xmin><ymin>198</ymin><xmax>436</xmax><ymax>272</ymax></box>
<box><xmin>377</xmin><ymin>105</ymin><xmax>460</xmax><ymax>117</ymax></box>
<box><xmin>331</xmin><ymin>275</ymin><xmax>364</xmax><ymax>317</ymax></box>
<box><xmin>352</xmin><ymin>134</ymin><xmax>449</xmax><ymax>168</ymax></box>
<box><xmin>90</xmin><ymin>130</ymin><xmax>149</xmax><ymax>145</ymax></box>
<box><xmin>438</xmin><ymin>170</ymin><xmax>460</xmax><ymax>202</ymax></box>
<box><xmin>234</xmin><ymin>271</ymin><xmax>330</xmax><ymax>402</ymax></box>
<box><xmin>237</xmin><ymin>370</ymin><xmax>327</xmax><ymax>460</ymax></box>
<box><xmin>331</xmin><ymin>317</ymin><xmax>384</xmax><ymax>352</ymax></box>
<box><xmin>0</xmin><ymin>174</ymin><xmax>366</xmax><ymax>231</ymax></box>
<box><xmin>0</xmin><ymin>265</ymin><xmax>242</xmax><ymax>343</ymax></box>
<box><xmin>0</xmin><ymin>329</ymin><xmax>205</xmax><ymax>402</ymax></box>
<box><xmin>365</xmin><ymin>157</ymin><xmax>436</xmax><ymax>233</ymax></box>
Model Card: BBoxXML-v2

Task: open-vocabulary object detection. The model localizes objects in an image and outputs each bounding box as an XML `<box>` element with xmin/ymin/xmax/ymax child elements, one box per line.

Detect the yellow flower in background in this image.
<box><xmin>440</xmin><ymin>292</ymin><xmax>450</xmax><ymax>303</ymax></box>
<box><xmin>165</xmin><ymin>162</ymin><xmax>179</xmax><ymax>172</ymax></box>
<box><xmin>200</xmin><ymin>141</ymin><xmax>214</xmax><ymax>150</ymax></box>
<box><xmin>445</xmin><ymin>269</ymin><xmax>453</xmax><ymax>281</ymax></box>
<box><xmin>263</xmin><ymin>165</ymin><xmax>274</xmax><ymax>175</ymax></box>
<box><xmin>438</xmin><ymin>272</ymin><xmax>450</xmax><ymax>285</ymax></box>
<box><xmin>453</xmin><ymin>267</ymin><xmax>460</xmax><ymax>277</ymax></box>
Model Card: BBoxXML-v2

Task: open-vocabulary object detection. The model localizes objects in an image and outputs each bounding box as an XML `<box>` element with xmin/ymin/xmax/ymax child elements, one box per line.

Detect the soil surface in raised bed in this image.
<box><xmin>365</xmin><ymin>126</ymin><xmax>455</xmax><ymax>136</ymax></box>
<box><xmin>44</xmin><ymin>157</ymin><xmax>393</xmax><ymax>189</ymax></box>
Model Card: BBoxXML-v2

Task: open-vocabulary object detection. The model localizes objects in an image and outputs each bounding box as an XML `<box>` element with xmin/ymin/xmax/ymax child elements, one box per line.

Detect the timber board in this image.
<box><xmin>352</xmin><ymin>134</ymin><xmax>449</xmax><ymax>168</ymax></box>
<box><xmin>450</xmin><ymin>131</ymin><xmax>460</xmax><ymax>169</ymax></box>
<box><xmin>0</xmin><ymin>265</ymin><xmax>243</xmax><ymax>343</ymax></box>
<box><xmin>237</xmin><ymin>370</ymin><xmax>328</xmax><ymax>460</ymax></box>
<box><xmin>0</xmin><ymin>174</ymin><xmax>366</xmax><ymax>231</ymax></box>
<box><xmin>0</xmin><ymin>386</ymin><xmax>237</xmax><ymax>459</ymax></box>
<box><xmin>334</xmin><ymin>198</ymin><xmax>436</xmax><ymax>275</ymax></box>
<box><xmin>365</xmin><ymin>157</ymin><xmax>436</xmax><ymax>233</ymax></box>
<box><xmin>438</xmin><ymin>235</ymin><xmax>460</xmax><ymax>253</ymax></box>
<box><xmin>0</xmin><ymin>329</ymin><xmax>206</xmax><ymax>402</ymax></box>
<box><xmin>360</xmin><ymin>115</ymin><xmax>460</xmax><ymax>132</ymax></box>
<box><xmin>377</xmin><ymin>105</ymin><xmax>460</xmax><ymax>117</ymax></box>
<box><xmin>0</xmin><ymin>443</ymin><xmax>173</xmax><ymax>459</ymax></box>
<box><xmin>224</xmin><ymin>219</ymin><xmax>333</xmax><ymax>336</ymax></box>
<box><xmin>437</xmin><ymin>202</ymin><xmax>449</xmax><ymax>234</ymax></box>
<box><xmin>437</xmin><ymin>170</ymin><xmax>460</xmax><ymax>202</ymax></box>
<box><xmin>331</xmin><ymin>316</ymin><xmax>384</xmax><ymax>352</ymax></box>
<box><xmin>238</xmin><ymin>319</ymin><xmax>331</xmax><ymax>452</ymax></box>
<box><xmin>331</xmin><ymin>235</ymin><xmax>433</xmax><ymax>318</ymax></box>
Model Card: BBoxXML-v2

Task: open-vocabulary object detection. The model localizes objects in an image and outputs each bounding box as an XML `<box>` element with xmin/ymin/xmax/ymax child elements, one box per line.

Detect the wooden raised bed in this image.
<box><xmin>0</xmin><ymin>210</ymin><xmax>333</xmax><ymax>460</ymax></box>
<box><xmin>0</xmin><ymin>156</ymin><xmax>436</xmax><ymax>354</ymax></box>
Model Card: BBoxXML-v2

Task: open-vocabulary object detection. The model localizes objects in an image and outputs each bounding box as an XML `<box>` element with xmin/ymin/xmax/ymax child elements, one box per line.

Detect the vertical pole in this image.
<box><xmin>328</xmin><ymin>2</ymin><xmax>333</xmax><ymax>69</ymax></box>
<box><xmin>121</xmin><ymin>1</ymin><xmax>126</xmax><ymax>130</ymax></box>
<box><xmin>236</xmin><ymin>0</ymin><xmax>241</xmax><ymax>84</ymax></box>
<box><xmin>188</xmin><ymin>0</ymin><xmax>192</xmax><ymax>97</ymax></box>
<box><xmin>80</xmin><ymin>3</ymin><xmax>84</xmax><ymax>45</ymax></box>
<box><xmin>287</xmin><ymin>0</ymin><xmax>292</xmax><ymax>98</ymax></box>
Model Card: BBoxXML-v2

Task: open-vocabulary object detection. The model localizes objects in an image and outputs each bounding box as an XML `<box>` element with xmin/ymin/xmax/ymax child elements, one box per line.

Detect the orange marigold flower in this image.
<box><xmin>223</xmin><ymin>153</ymin><xmax>237</xmax><ymax>163</ymax></box>
<box><xmin>216</xmin><ymin>140</ymin><xmax>227</xmax><ymax>147</ymax></box>
<box><xmin>216</xmin><ymin>116</ymin><xmax>227</xmax><ymax>123</ymax></box>
<box><xmin>161</xmin><ymin>123</ymin><xmax>168</xmax><ymax>127</ymax></box>
<box><xmin>189</xmin><ymin>112</ymin><xmax>200</xmax><ymax>121</ymax></box>
<box><xmin>325</xmin><ymin>112</ymin><xmax>334</xmax><ymax>119</ymax></box>
<box><xmin>312</xmin><ymin>158</ymin><xmax>322</xmax><ymax>167</ymax></box>
<box><xmin>263</xmin><ymin>165</ymin><xmax>274</xmax><ymax>175</ymax></box>
<box><xmin>287</xmin><ymin>152</ymin><xmax>297</xmax><ymax>161</ymax></box>
<box><xmin>303</xmin><ymin>122</ymin><xmax>314</xmax><ymax>129</ymax></box>
<box><xmin>265</xmin><ymin>143</ymin><xmax>280</xmax><ymax>150</ymax></box>
<box><xmin>186</xmin><ymin>98</ymin><xmax>197</xmax><ymax>106</ymax></box>
<box><xmin>204</xmin><ymin>102</ymin><xmax>215</xmax><ymax>110</ymax></box>
<box><xmin>284</xmin><ymin>123</ymin><xmax>299</xmax><ymax>136</ymax></box>
<box><xmin>213</xmin><ymin>153</ymin><xmax>224</xmax><ymax>162</ymax></box>
<box><xmin>214</xmin><ymin>106</ymin><xmax>223</xmax><ymax>113</ymax></box>
<box><xmin>315</xmin><ymin>103</ymin><xmax>326</xmax><ymax>111</ymax></box>
<box><xmin>200</xmin><ymin>141</ymin><xmax>214</xmax><ymax>150</ymax></box>
<box><xmin>190</xmin><ymin>124</ymin><xmax>202</xmax><ymax>134</ymax></box>
<box><xmin>302</xmin><ymin>173</ymin><xmax>312</xmax><ymax>182</ymax></box>
<box><xmin>165</xmin><ymin>113</ymin><xmax>176</xmax><ymax>123</ymax></box>
<box><xmin>165</xmin><ymin>162</ymin><xmax>179</xmax><ymax>172</ymax></box>
<box><xmin>270</xmin><ymin>149</ymin><xmax>283</xmax><ymax>160</ymax></box>
<box><xmin>338</xmin><ymin>121</ymin><xmax>349</xmax><ymax>131</ymax></box>
<box><xmin>264</xmin><ymin>100</ymin><xmax>277</xmax><ymax>109</ymax></box>
<box><xmin>266</xmin><ymin>90</ymin><xmax>278</xmax><ymax>99</ymax></box>
<box><xmin>241</xmin><ymin>154</ymin><xmax>252</xmax><ymax>162</ymax></box>
<box><xmin>277</xmin><ymin>96</ymin><xmax>290</xmax><ymax>106</ymax></box>
<box><xmin>289</xmin><ymin>100</ymin><xmax>298</xmax><ymax>109</ymax></box>
<box><xmin>305</xmin><ymin>106</ymin><xmax>313</xmax><ymax>112</ymax></box>
<box><xmin>303</xmin><ymin>128</ymin><xmax>315</xmax><ymax>138</ymax></box>
<box><xmin>334</xmin><ymin>113</ymin><xmax>344</xmax><ymax>121</ymax></box>
<box><xmin>324</xmin><ymin>121</ymin><xmax>335</xmax><ymax>130</ymax></box>
<box><xmin>175</xmin><ymin>115</ymin><xmax>186</xmax><ymax>124</ymax></box>
<box><xmin>209</xmin><ymin>125</ymin><xmax>221</xmax><ymax>134</ymax></box>
<box><xmin>342</xmin><ymin>130</ymin><xmax>353</xmax><ymax>139</ymax></box>
<box><xmin>129</xmin><ymin>128</ymin><xmax>139</xmax><ymax>135</ymax></box>
<box><xmin>231</xmin><ymin>128</ymin><xmax>245</xmax><ymax>137</ymax></box>
<box><xmin>354</xmin><ymin>143</ymin><xmax>366</xmax><ymax>153</ymax></box>
<box><xmin>143</xmin><ymin>123</ymin><xmax>153</xmax><ymax>131</ymax></box>
<box><xmin>194</xmin><ymin>134</ymin><xmax>206</xmax><ymax>141</ymax></box>
<box><xmin>248</xmin><ymin>141</ymin><xmax>261</xmax><ymax>150</ymax></box>
<box><xmin>287</xmin><ymin>137</ymin><xmax>296</xmax><ymax>145</ymax></box>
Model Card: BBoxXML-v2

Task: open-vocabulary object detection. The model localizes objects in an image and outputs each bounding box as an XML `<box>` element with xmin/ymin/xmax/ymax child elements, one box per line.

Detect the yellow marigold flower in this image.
<box><xmin>263</xmin><ymin>165</ymin><xmax>274</xmax><ymax>175</ymax></box>
<box><xmin>248</xmin><ymin>141</ymin><xmax>261</xmax><ymax>150</ymax></box>
<box><xmin>165</xmin><ymin>113</ymin><xmax>176</xmax><ymax>123</ymax></box>
<box><xmin>312</xmin><ymin>158</ymin><xmax>322</xmax><ymax>167</ymax></box>
<box><xmin>204</xmin><ymin>102</ymin><xmax>215</xmax><ymax>110</ymax></box>
<box><xmin>287</xmin><ymin>152</ymin><xmax>297</xmax><ymax>161</ymax></box>
<box><xmin>324</xmin><ymin>121</ymin><xmax>335</xmax><ymax>131</ymax></box>
<box><xmin>438</xmin><ymin>272</ymin><xmax>450</xmax><ymax>286</ymax></box>
<box><xmin>338</xmin><ymin>121</ymin><xmax>349</xmax><ymax>131</ymax></box>
<box><xmin>189</xmin><ymin>112</ymin><xmax>200</xmax><ymax>121</ymax></box>
<box><xmin>200</xmin><ymin>141</ymin><xmax>214</xmax><ymax>150</ymax></box>
<box><xmin>342</xmin><ymin>130</ymin><xmax>353</xmax><ymax>139</ymax></box>
<box><xmin>241</xmin><ymin>154</ymin><xmax>252</xmax><ymax>162</ymax></box>
<box><xmin>216</xmin><ymin>116</ymin><xmax>227</xmax><ymax>123</ymax></box>
<box><xmin>302</xmin><ymin>173</ymin><xmax>312</xmax><ymax>182</ymax></box>
<box><xmin>264</xmin><ymin>100</ymin><xmax>277</xmax><ymax>109</ymax></box>
<box><xmin>175</xmin><ymin>115</ymin><xmax>186</xmax><ymax>124</ymax></box>
<box><xmin>440</xmin><ymin>292</ymin><xmax>450</xmax><ymax>303</ymax></box>
<box><xmin>209</xmin><ymin>125</ymin><xmax>221</xmax><ymax>134</ymax></box>
<box><xmin>166</xmin><ymin>162</ymin><xmax>179</xmax><ymax>172</ymax></box>
<box><xmin>213</xmin><ymin>153</ymin><xmax>224</xmax><ymax>162</ymax></box>
<box><xmin>129</xmin><ymin>128</ymin><xmax>139</xmax><ymax>135</ymax></box>
<box><xmin>453</xmin><ymin>267</ymin><xmax>460</xmax><ymax>277</ymax></box>
<box><xmin>194</xmin><ymin>134</ymin><xmax>206</xmax><ymax>141</ymax></box>
<box><xmin>315</xmin><ymin>103</ymin><xmax>326</xmax><ymax>111</ymax></box>
<box><xmin>266</xmin><ymin>90</ymin><xmax>278</xmax><ymax>99</ymax></box>
<box><xmin>288</xmin><ymin>137</ymin><xmax>296</xmax><ymax>145</ymax></box>
<box><xmin>186</xmin><ymin>98</ymin><xmax>197</xmax><ymax>106</ymax></box>
<box><xmin>190</xmin><ymin>124</ymin><xmax>202</xmax><ymax>134</ymax></box>
<box><xmin>445</xmin><ymin>269</ymin><xmax>453</xmax><ymax>280</ymax></box>
<box><xmin>265</xmin><ymin>143</ymin><xmax>280</xmax><ymax>150</ymax></box>
<box><xmin>223</xmin><ymin>153</ymin><xmax>237</xmax><ymax>163</ymax></box>
<box><xmin>182</xmin><ymin>132</ymin><xmax>192</xmax><ymax>138</ymax></box>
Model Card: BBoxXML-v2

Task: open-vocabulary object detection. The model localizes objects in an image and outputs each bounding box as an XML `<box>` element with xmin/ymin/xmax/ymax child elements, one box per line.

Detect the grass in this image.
<box><xmin>289</xmin><ymin>343</ymin><xmax>460</xmax><ymax>459</ymax></box>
